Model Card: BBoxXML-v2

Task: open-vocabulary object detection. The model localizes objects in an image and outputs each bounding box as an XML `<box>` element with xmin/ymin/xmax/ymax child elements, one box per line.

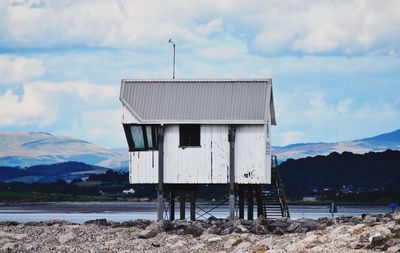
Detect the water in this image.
<box><xmin>0</xmin><ymin>202</ymin><xmax>391</xmax><ymax>224</ymax></box>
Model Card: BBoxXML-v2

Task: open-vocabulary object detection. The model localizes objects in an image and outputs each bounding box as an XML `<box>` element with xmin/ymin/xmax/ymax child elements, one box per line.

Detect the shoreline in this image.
<box><xmin>0</xmin><ymin>213</ymin><xmax>399</xmax><ymax>252</ymax></box>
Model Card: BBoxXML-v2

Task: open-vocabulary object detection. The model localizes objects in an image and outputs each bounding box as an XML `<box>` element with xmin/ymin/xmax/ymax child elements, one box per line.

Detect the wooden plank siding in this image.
<box><xmin>128</xmin><ymin>124</ymin><xmax>271</xmax><ymax>184</ymax></box>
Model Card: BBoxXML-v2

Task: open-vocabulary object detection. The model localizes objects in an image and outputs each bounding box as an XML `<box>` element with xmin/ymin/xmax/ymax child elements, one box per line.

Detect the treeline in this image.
<box><xmin>280</xmin><ymin>149</ymin><xmax>400</xmax><ymax>202</ymax></box>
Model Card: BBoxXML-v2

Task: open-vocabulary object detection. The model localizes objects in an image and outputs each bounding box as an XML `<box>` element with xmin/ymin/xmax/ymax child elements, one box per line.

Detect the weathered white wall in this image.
<box><xmin>127</xmin><ymin>123</ymin><xmax>271</xmax><ymax>184</ymax></box>
<box><xmin>235</xmin><ymin>125</ymin><xmax>271</xmax><ymax>184</ymax></box>
<box><xmin>164</xmin><ymin>125</ymin><xmax>229</xmax><ymax>184</ymax></box>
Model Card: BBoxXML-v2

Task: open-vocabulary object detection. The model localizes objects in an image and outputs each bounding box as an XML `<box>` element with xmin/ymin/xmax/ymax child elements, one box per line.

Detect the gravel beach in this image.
<box><xmin>0</xmin><ymin>212</ymin><xmax>399</xmax><ymax>252</ymax></box>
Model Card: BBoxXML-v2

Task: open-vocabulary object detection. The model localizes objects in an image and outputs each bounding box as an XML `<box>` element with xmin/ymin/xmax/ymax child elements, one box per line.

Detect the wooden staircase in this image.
<box><xmin>260</xmin><ymin>155</ymin><xmax>290</xmax><ymax>219</ymax></box>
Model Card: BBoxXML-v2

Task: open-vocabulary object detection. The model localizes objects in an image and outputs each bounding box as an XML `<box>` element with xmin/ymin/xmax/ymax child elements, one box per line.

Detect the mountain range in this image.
<box><xmin>0</xmin><ymin>132</ymin><xmax>127</xmax><ymax>169</ymax></box>
<box><xmin>0</xmin><ymin>129</ymin><xmax>399</xmax><ymax>170</ymax></box>
<box><xmin>272</xmin><ymin>129</ymin><xmax>400</xmax><ymax>162</ymax></box>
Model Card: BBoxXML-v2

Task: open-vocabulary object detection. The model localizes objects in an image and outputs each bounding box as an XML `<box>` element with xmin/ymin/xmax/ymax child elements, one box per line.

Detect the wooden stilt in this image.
<box><xmin>190</xmin><ymin>190</ymin><xmax>196</xmax><ymax>221</ymax></box>
<box><xmin>255</xmin><ymin>185</ymin><xmax>263</xmax><ymax>217</ymax></box>
<box><xmin>228</xmin><ymin>125</ymin><xmax>236</xmax><ymax>220</ymax></box>
<box><xmin>179</xmin><ymin>191</ymin><xmax>185</xmax><ymax>220</ymax></box>
<box><xmin>247</xmin><ymin>187</ymin><xmax>254</xmax><ymax>220</ymax></box>
<box><xmin>157</xmin><ymin>126</ymin><xmax>164</xmax><ymax>221</ymax></box>
<box><xmin>169</xmin><ymin>190</ymin><xmax>175</xmax><ymax>221</ymax></box>
<box><xmin>239</xmin><ymin>186</ymin><xmax>244</xmax><ymax>219</ymax></box>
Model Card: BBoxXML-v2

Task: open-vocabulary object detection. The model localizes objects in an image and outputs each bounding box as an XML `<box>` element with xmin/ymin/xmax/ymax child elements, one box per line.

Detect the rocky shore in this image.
<box><xmin>0</xmin><ymin>212</ymin><xmax>399</xmax><ymax>252</ymax></box>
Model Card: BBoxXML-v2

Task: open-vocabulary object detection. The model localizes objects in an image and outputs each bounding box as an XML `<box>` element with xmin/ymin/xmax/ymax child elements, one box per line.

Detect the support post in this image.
<box><xmin>228</xmin><ymin>125</ymin><xmax>236</xmax><ymax>220</ymax></box>
<box><xmin>239</xmin><ymin>186</ymin><xmax>244</xmax><ymax>219</ymax></box>
<box><xmin>255</xmin><ymin>185</ymin><xmax>263</xmax><ymax>217</ymax></box>
<box><xmin>157</xmin><ymin>126</ymin><xmax>164</xmax><ymax>221</ymax></box>
<box><xmin>190</xmin><ymin>190</ymin><xmax>196</xmax><ymax>221</ymax></box>
<box><xmin>248</xmin><ymin>187</ymin><xmax>254</xmax><ymax>220</ymax></box>
<box><xmin>169</xmin><ymin>190</ymin><xmax>175</xmax><ymax>221</ymax></box>
<box><xmin>179</xmin><ymin>191</ymin><xmax>185</xmax><ymax>220</ymax></box>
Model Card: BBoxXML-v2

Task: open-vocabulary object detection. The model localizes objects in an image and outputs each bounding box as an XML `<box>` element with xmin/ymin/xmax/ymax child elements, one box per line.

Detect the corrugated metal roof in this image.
<box><xmin>120</xmin><ymin>79</ymin><xmax>276</xmax><ymax>125</ymax></box>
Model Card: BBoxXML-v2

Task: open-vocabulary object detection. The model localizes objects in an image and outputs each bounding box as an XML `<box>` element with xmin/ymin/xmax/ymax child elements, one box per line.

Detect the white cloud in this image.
<box><xmin>77</xmin><ymin>109</ymin><xmax>125</xmax><ymax>148</ymax></box>
<box><xmin>274</xmin><ymin>91</ymin><xmax>400</xmax><ymax>145</ymax></box>
<box><xmin>0</xmin><ymin>80</ymin><xmax>119</xmax><ymax>127</ymax></box>
<box><xmin>0</xmin><ymin>56</ymin><xmax>44</xmax><ymax>85</ymax></box>
<box><xmin>2</xmin><ymin>1</ymin><xmax>400</xmax><ymax>55</ymax></box>
<box><xmin>199</xmin><ymin>46</ymin><xmax>246</xmax><ymax>61</ymax></box>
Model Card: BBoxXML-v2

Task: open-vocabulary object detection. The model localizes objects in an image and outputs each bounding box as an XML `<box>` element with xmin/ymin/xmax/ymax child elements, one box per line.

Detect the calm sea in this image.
<box><xmin>0</xmin><ymin>202</ymin><xmax>392</xmax><ymax>224</ymax></box>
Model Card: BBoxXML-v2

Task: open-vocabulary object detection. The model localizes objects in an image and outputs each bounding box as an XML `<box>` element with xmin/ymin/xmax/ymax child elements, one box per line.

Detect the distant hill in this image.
<box><xmin>1</xmin><ymin>129</ymin><xmax>399</xmax><ymax>169</ymax></box>
<box><xmin>0</xmin><ymin>161</ymin><xmax>109</xmax><ymax>183</ymax></box>
<box><xmin>279</xmin><ymin>149</ymin><xmax>400</xmax><ymax>200</ymax></box>
<box><xmin>0</xmin><ymin>132</ymin><xmax>127</xmax><ymax>169</ymax></box>
<box><xmin>272</xmin><ymin>129</ymin><xmax>400</xmax><ymax>161</ymax></box>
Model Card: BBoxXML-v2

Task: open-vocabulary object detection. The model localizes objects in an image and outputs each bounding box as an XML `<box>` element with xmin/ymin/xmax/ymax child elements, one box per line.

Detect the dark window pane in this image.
<box><xmin>146</xmin><ymin>126</ymin><xmax>154</xmax><ymax>149</ymax></box>
<box><xmin>131</xmin><ymin>125</ymin><xmax>145</xmax><ymax>149</ymax></box>
<box><xmin>179</xmin><ymin>124</ymin><xmax>200</xmax><ymax>147</ymax></box>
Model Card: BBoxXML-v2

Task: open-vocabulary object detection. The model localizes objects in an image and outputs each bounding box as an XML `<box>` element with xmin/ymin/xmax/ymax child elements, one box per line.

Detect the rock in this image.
<box><xmin>157</xmin><ymin>220</ymin><xmax>174</xmax><ymax>231</ymax></box>
<box><xmin>84</xmin><ymin>219</ymin><xmax>108</xmax><ymax>226</ymax></box>
<box><xmin>44</xmin><ymin>220</ymin><xmax>73</xmax><ymax>226</ymax></box>
<box><xmin>286</xmin><ymin>223</ymin><xmax>300</xmax><ymax>233</ymax></box>
<box><xmin>207</xmin><ymin>236</ymin><xmax>223</xmax><ymax>243</ymax></box>
<box><xmin>237</xmin><ymin>219</ymin><xmax>254</xmax><ymax>226</ymax></box>
<box><xmin>221</xmin><ymin>226</ymin><xmax>234</xmax><ymax>235</ymax></box>
<box><xmin>138</xmin><ymin>223</ymin><xmax>161</xmax><ymax>239</ymax></box>
<box><xmin>392</xmin><ymin>211</ymin><xmax>400</xmax><ymax>221</ymax></box>
<box><xmin>130</xmin><ymin>219</ymin><xmax>152</xmax><ymax>229</ymax></box>
<box><xmin>273</xmin><ymin>227</ymin><xmax>284</xmax><ymax>235</ymax></box>
<box><xmin>222</xmin><ymin>220</ymin><xmax>235</xmax><ymax>229</ymax></box>
<box><xmin>223</xmin><ymin>237</ymin><xmax>243</xmax><ymax>249</ymax></box>
<box><xmin>253</xmin><ymin>238</ymin><xmax>272</xmax><ymax>253</ymax></box>
<box><xmin>368</xmin><ymin>233</ymin><xmax>388</xmax><ymax>248</ymax></box>
<box><xmin>0</xmin><ymin>221</ymin><xmax>19</xmax><ymax>226</ymax></box>
<box><xmin>183</xmin><ymin>224</ymin><xmax>204</xmax><ymax>237</ymax></box>
<box><xmin>387</xmin><ymin>244</ymin><xmax>400</xmax><ymax>253</ymax></box>
<box><xmin>363</xmin><ymin>214</ymin><xmax>378</xmax><ymax>224</ymax></box>
<box><xmin>268</xmin><ymin>220</ymin><xmax>289</xmax><ymax>231</ymax></box>
<box><xmin>233</xmin><ymin>225</ymin><xmax>249</xmax><ymax>233</ymax></box>
<box><xmin>350</xmin><ymin>224</ymin><xmax>366</xmax><ymax>234</ymax></box>
<box><xmin>382</xmin><ymin>239</ymin><xmax>400</xmax><ymax>251</ymax></box>
<box><xmin>24</xmin><ymin>221</ymin><xmax>43</xmax><ymax>226</ymax></box>
<box><xmin>58</xmin><ymin>232</ymin><xmax>76</xmax><ymax>244</ymax></box>
<box><xmin>255</xmin><ymin>215</ymin><xmax>269</xmax><ymax>226</ymax></box>
<box><xmin>233</xmin><ymin>241</ymin><xmax>251</xmax><ymax>253</ymax></box>
<box><xmin>204</xmin><ymin>225</ymin><xmax>222</xmax><ymax>235</ymax></box>
<box><xmin>253</xmin><ymin>244</ymin><xmax>269</xmax><ymax>253</ymax></box>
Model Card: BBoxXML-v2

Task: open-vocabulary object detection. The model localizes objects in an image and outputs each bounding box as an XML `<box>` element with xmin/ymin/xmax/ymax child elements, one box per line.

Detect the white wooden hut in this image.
<box><xmin>120</xmin><ymin>79</ymin><xmax>277</xmax><ymax>220</ymax></box>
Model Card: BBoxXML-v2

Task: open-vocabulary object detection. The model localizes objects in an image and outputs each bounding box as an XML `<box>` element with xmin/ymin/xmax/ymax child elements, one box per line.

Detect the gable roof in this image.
<box><xmin>120</xmin><ymin>79</ymin><xmax>276</xmax><ymax>125</ymax></box>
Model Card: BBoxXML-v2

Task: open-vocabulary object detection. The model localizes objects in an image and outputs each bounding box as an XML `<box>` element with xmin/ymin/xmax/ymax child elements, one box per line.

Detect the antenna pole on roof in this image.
<box><xmin>168</xmin><ymin>38</ymin><xmax>175</xmax><ymax>79</ymax></box>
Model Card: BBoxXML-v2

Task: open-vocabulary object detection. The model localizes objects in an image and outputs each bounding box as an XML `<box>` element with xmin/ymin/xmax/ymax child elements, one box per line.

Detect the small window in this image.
<box><xmin>179</xmin><ymin>124</ymin><xmax>200</xmax><ymax>147</ymax></box>
<box><xmin>123</xmin><ymin>124</ymin><xmax>158</xmax><ymax>151</ymax></box>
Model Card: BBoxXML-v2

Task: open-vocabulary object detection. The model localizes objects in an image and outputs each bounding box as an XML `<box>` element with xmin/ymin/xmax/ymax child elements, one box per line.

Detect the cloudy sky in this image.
<box><xmin>0</xmin><ymin>0</ymin><xmax>399</xmax><ymax>148</ymax></box>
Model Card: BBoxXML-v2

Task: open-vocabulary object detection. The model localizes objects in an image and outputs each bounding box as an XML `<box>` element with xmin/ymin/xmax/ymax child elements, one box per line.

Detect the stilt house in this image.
<box><xmin>120</xmin><ymin>79</ymin><xmax>285</xmax><ymax>220</ymax></box>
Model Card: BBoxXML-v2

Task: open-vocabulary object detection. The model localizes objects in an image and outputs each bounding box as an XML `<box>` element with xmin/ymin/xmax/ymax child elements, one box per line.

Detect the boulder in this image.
<box><xmin>84</xmin><ymin>219</ymin><xmax>108</xmax><ymax>226</ymax></box>
<box><xmin>183</xmin><ymin>224</ymin><xmax>204</xmax><ymax>237</ymax></box>
<box><xmin>203</xmin><ymin>225</ymin><xmax>222</xmax><ymax>235</ymax></box>
<box><xmin>0</xmin><ymin>221</ymin><xmax>19</xmax><ymax>226</ymax></box>
<box><xmin>363</xmin><ymin>214</ymin><xmax>378</xmax><ymax>224</ymax></box>
<box><xmin>368</xmin><ymin>233</ymin><xmax>388</xmax><ymax>248</ymax></box>
<box><xmin>138</xmin><ymin>223</ymin><xmax>161</xmax><ymax>239</ymax></box>
<box><xmin>131</xmin><ymin>219</ymin><xmax>152</xmax><ymax>229</ymax></box>
<box><xmin>233</xmin><ymin>241</ymin><xmax>251</xmax><ymax>253</ymax></box>
<box><xmin>255</xmin><ymin>215</ymin><xmax>269</xmax><ymax>226</ymax></box>
<box><xmin>286</xmin><ymin>223</ymin><xmax>300</xmax><ymax>233</ymax></box>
